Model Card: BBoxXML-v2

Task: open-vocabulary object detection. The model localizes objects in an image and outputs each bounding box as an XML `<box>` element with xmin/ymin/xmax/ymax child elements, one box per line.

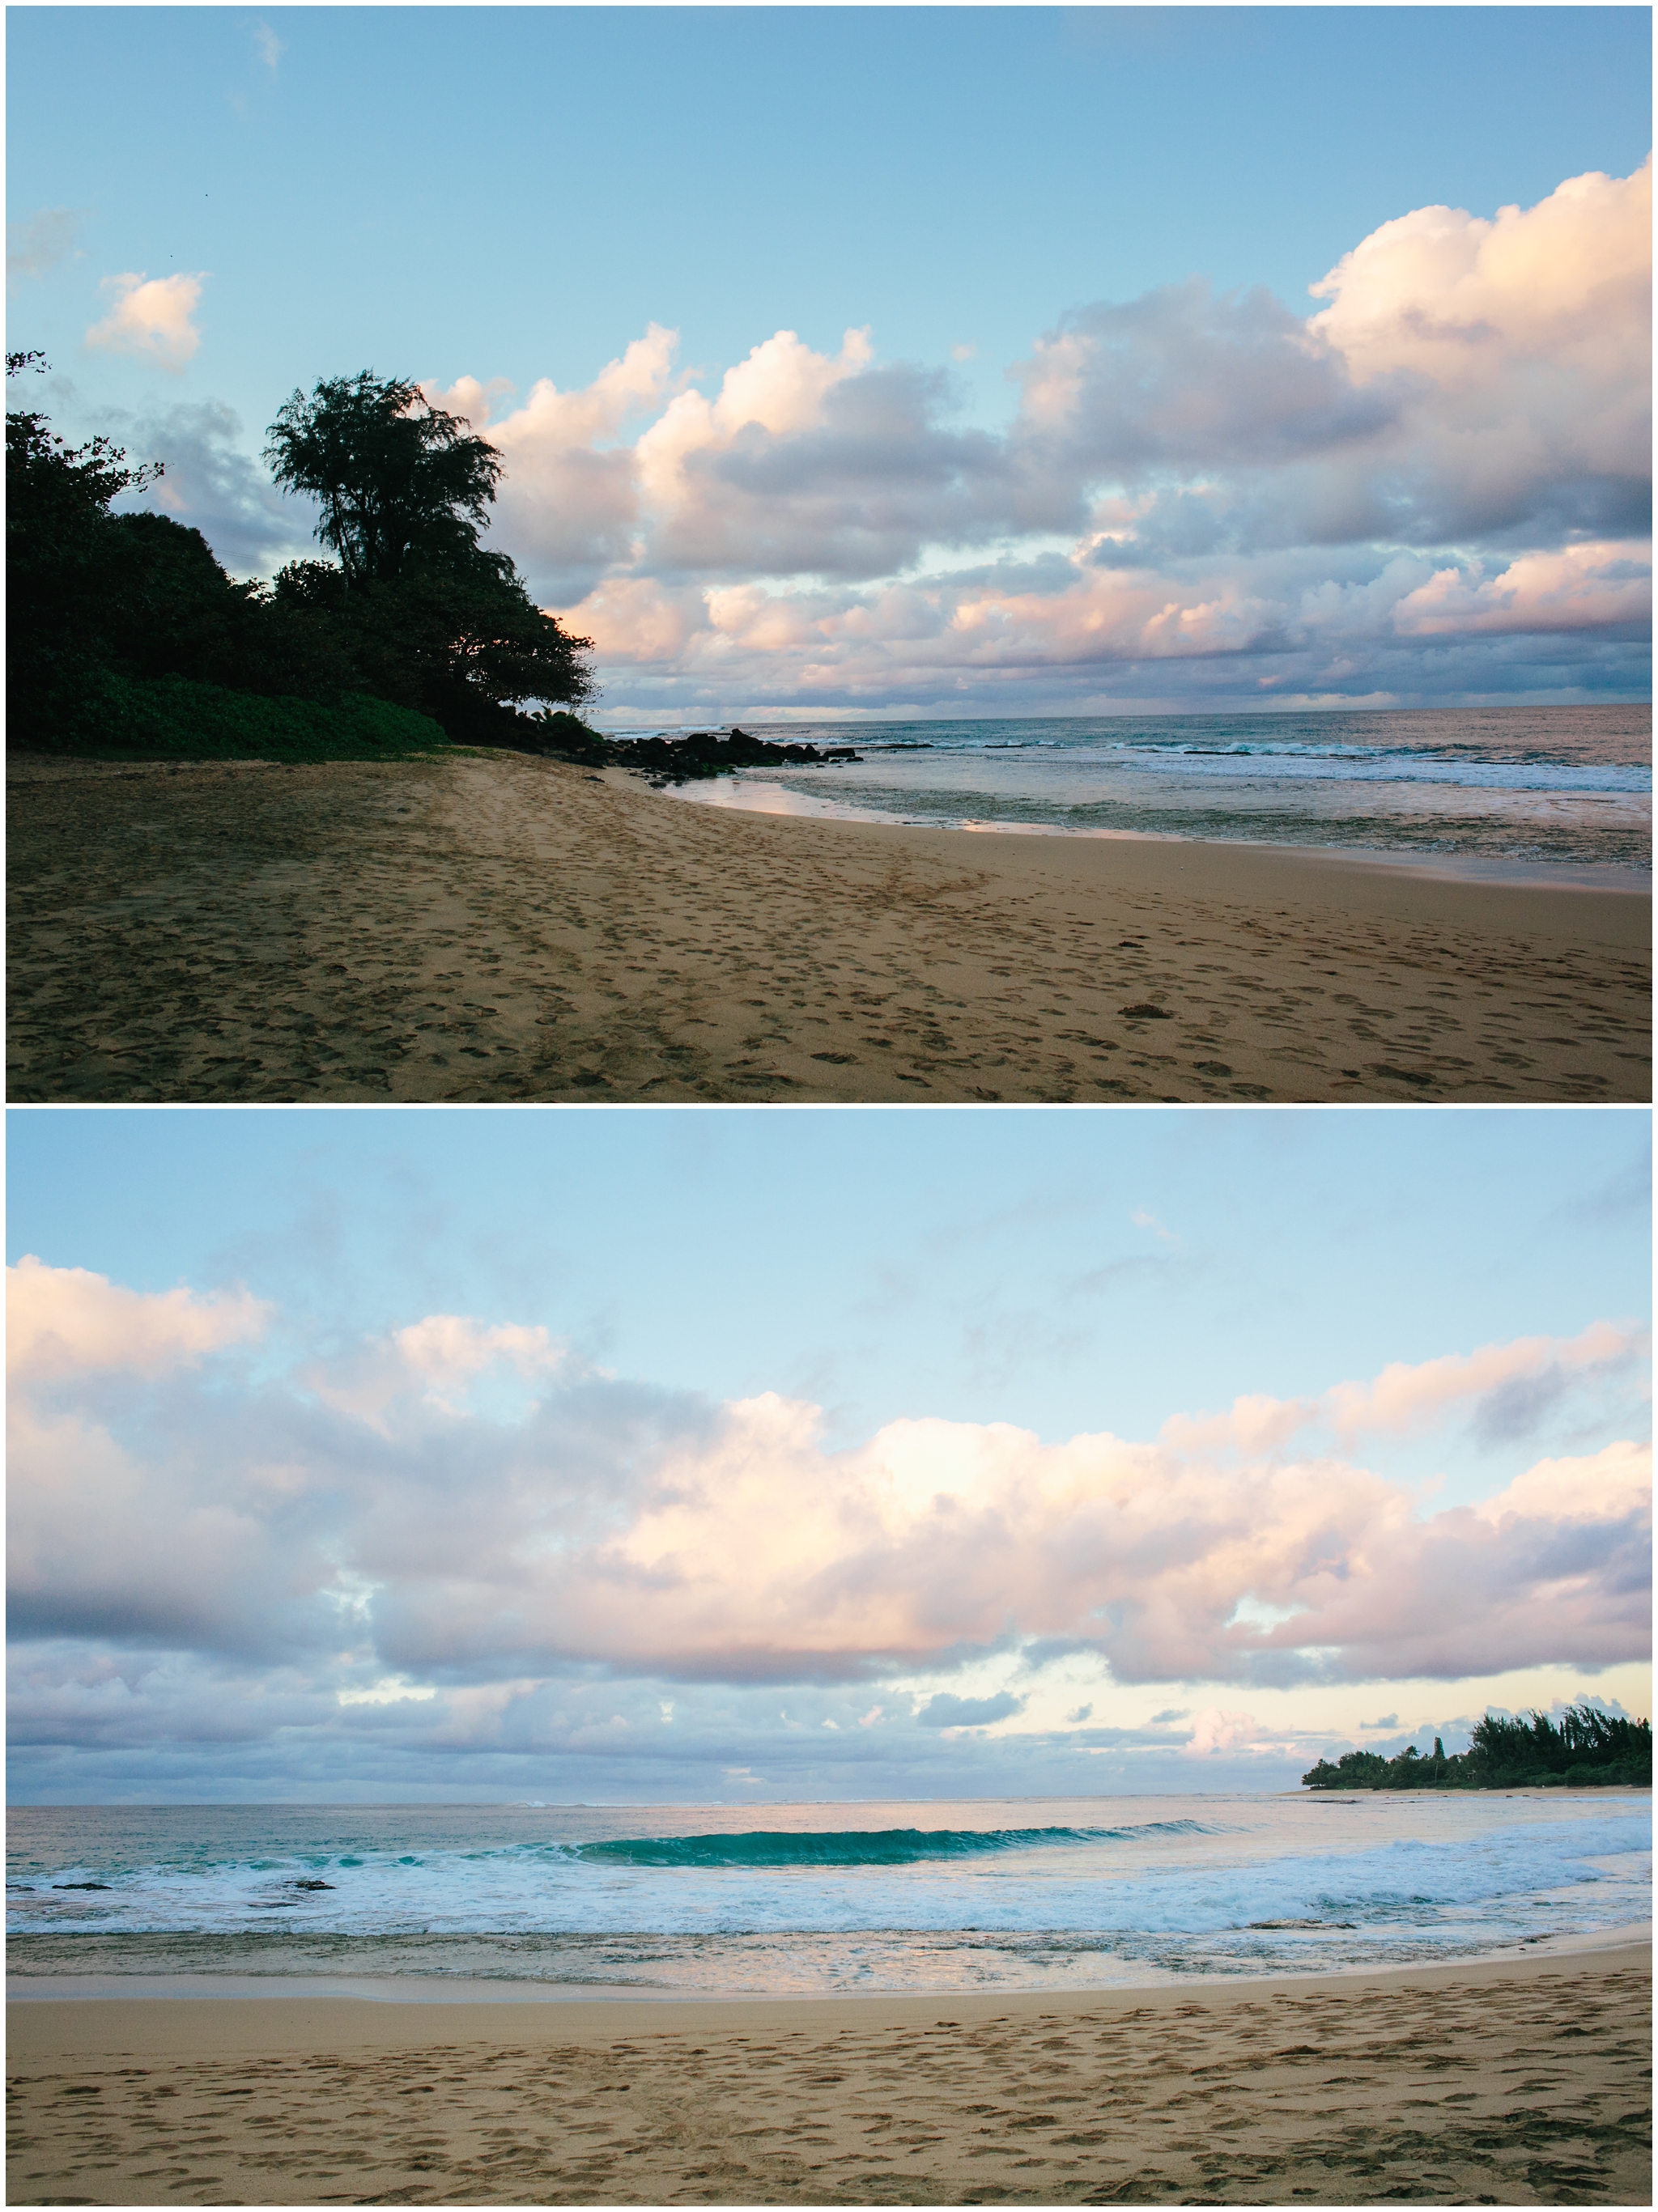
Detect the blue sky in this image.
<box><xmin>8</xmin><ymin>8</ymin><xmax>1648</xmax><ymax>434</ymax></box>
<box><xmin>7</xmin><ymin>6</ymin><xmax>1651</xmax><ymax>720</ymax></box>
<box><xmin>8</xmin><ymin>1107</ymin><xmax>1651</xmax><ymax>1802</ymax></box>
<box><xmin>6</xmin><ymin>1105</ymin><xmax>1652</xmax><ymax>1459</ymax></box>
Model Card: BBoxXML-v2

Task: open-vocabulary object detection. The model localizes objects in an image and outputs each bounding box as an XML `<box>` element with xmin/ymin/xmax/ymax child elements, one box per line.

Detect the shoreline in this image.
<box><xmin>662</xmin><ymin>773</ymin><xmax>1655</xmax><ymax>894</ymax></box>
<box><xmin>9</xmin><ymin>750</ymin><xmax>1650</xmax><ymax>1102</ymax></box>
<box><xmin>9</xmin><ymin>1939</ymin><xmax>1649</xmax><ymax>2205</ymax></box>
<box><xmin>7</xmin><ymin>1923</ymin><xmax>1652</xmax><ymax>2015</ymax></box>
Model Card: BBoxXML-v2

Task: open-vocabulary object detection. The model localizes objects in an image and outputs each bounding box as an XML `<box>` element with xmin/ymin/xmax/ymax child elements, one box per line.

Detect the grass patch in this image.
<box><xmin>23</xmin><ymin>673</ymin><xmax>454</xmax><ymax>762</ymax></box>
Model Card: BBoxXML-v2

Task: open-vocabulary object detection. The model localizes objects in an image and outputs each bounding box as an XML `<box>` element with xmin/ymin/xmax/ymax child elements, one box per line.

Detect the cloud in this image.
<box><xmin>423</xmin><ymin>326</ymin><xmax>679</xmax><ymax>601</ymax></box>
<box><xmin>1184</xmin><ymin>1709</ymin><xmax>1267</xmax><ymax>1758</ymax></box>
<box><xmin>1309</xmin><ymin>157</ymin><xmax>1650</xmax><ymax>440</ymax></box>
<box><xmin>1320</xmin><ymin>1321</ymin><xmax>1645</xmax><ymax>1441</ymax></box>
<box><xmin>916</xmin><ymin>1690</ymin><xmax>1025</xmax><ymax>1728</ymax></box>
<box><xmin>86</xmin><ymin>271</ymin><xmax>206</xmax><ymax>371</ymax></box>
<box><xmin>111</xmin><ymin>398</ymin><xmax>315</xmax><ymax>576</ymax></box>
<box><xmin>8</xmin><ymin>1267</ymin><xmax>1648</xmax><ymax>1711</ymax></box>
<box><xmin>301</xmin><ymin>1311</ymin><xmax>593</xmax><ymax>1433</ymax></box>
<box><xmin>1162</xmin><ymin>1320</ymin><xmax>1647</xmax><ymax>1458</ymax></box>
<box><xmin>150</xmin><ymin>158</ymin><xmax>1649</xmax><ymax>713</ymax></box>
<box><xmin>6</xmin><ymin>1254</ymin><xmax>266</xmax><ymax>1380</ymax></box>
<box><xmin>1390</xmin><ymin>543</ymin><xmax>1651</xmax><ymax>640</ymax></box>
<box><xmin>7</xmin><ymin>206</ymin><xmax>83</xmax><ymax>287</ymax></box>
<box><xmin>393</xmin><ymin>1314</ymin><xmax>583</xmax><ymax>1409</ymax></box>
<box><xmin>1014</xmin><ymin>278</ymin><xmax>1410</xmax><ymax>477</ymax></box>
<box><xmin>253</xmin><ymin>19</ymin><xmax>283</xmax><ymax>70</ymax></box>
<box><xmin>1473</xmin><ymin>1440</ymin><xmax>1652</xmax><ymax>1527</ymax></box>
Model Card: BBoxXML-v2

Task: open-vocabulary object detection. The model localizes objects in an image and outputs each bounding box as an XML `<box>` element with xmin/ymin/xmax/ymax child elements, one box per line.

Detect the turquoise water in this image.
<box><xmin>622</xmin><ymin>704</ymin><xmax>1652</xmax><ymax>876</ymax></box>
<box><xmin>8</xmin><ymin>1793</ymin><xmax>1648</xmax><ymax>1997</ymax></box>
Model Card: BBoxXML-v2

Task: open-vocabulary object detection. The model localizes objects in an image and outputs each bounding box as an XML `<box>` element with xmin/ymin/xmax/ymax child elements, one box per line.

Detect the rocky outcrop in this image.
<box><xmin>516</xmin><ymin>717</ymin><xmax>861</xmax><ymax>782</ymax></box>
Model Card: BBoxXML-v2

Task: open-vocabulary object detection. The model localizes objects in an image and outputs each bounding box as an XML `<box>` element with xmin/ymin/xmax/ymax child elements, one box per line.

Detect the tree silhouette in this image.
<box><xmin>264</xmin><ymin>371</ymin><xmax>593</xmax><ymax>733</ymax></box>
<box><xmin>7</xmin><ymin>357</ymin><xmax>594</xmax><ymax>754</ymax></box>
<box><xmin>265</xmin><ymin>371</ymin><xmax>502</xmax><ymax>583</ymax></box>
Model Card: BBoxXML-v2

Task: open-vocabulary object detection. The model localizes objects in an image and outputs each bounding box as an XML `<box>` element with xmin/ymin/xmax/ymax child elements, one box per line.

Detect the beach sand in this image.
<box><xmin>6</xmin><ymin>751</ymin><xmax>1650</xmax><ymax>1103</ymax></box>
<box><xmin>6</xmin><ymin>1941</ymin><xmax>1649</xmax><ymax>2206</ymax></box>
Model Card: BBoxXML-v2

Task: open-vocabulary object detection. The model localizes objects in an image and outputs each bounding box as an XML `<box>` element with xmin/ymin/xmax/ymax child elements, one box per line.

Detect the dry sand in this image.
<box><xmin>6</xmin><ymin>1943</ymin><xmax>1650</xmax><ymax>2206</ymax></box>
<box><xmin>6</xmin><ymin>750</ymin><xmax>1650</xmax><ymax>1104</ymax></box>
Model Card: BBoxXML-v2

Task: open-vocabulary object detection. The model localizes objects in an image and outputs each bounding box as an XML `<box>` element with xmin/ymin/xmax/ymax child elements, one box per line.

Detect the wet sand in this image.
<box><xmin>6</xmin><ymin>1942</ymin><xmax>1649</xmax><ymax>2205</ymax></box>
<box><xmin>6</xmin><ymin>751</ymin><xmax>1650</xmax><ymax>1102</ymax></box>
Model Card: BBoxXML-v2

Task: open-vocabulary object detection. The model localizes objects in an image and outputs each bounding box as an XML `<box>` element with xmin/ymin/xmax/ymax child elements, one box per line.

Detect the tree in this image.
<box><xmin>263</xmin><ymin>371</ymin><xmax>594</xmax><ymax>734</ymax></box>
<box><xmin>263</xmin><ymin>371</ymin><xmax>503</xmax><ymax>584</ymax></box>
<box><xmin>270</xmin><ymin>550</ymin><xmax>594</xmax><ymax>735</ymax></box>
<box><xmin>7</xmin><ymin>350</ymin><xmax>174</xmax><ymax>726</ymax></box>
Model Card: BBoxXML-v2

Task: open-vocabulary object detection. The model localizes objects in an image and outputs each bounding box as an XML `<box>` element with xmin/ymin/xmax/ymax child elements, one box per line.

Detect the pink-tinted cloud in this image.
<box><xmin>9</xmin><ymin>1267</ymin><xmax>1647</xmax><ymax>1691</ymax></box>
<box><xmin>424</xmin><ymin>326</ymin><xmax>678</xmax><ymax>592</ymax></box>
<box><xmin>118</xmin><ymin>158</ymin><xmax>1647</xmax><ymax>710</ymax></box>
<box><xmin>86</xmin><ymin>270</ymin><xmax>206</xmax><ymax>370</ymax></box>
<box><xmin>1391</xmin><ymin>542</ymin><xmax>1651</xmax><ymax>639</ymax></box>
<box><xmin>6</xmin><ymin>1254</ymin><xmax>267</xmax><ymax>1379</ymax></box>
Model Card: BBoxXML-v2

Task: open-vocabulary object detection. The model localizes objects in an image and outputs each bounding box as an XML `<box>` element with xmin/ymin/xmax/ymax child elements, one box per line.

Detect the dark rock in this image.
<box><xmin>1120</xmin><ymin>1003</ymin><xmax>1172</xmax><ymax>1019</ymax></box>
<box><xmin>552</xmin><ymin>726</ymin><xmax>865</xmax><ymax>781</ymax></box>
<box><xmin>292</xmin><ymin>1878</ymin><xmax>334</xmax><ymax>1891</ymax></box>
<box><xmin>53</xmin><ymin>1881</ymin><xmax>113</xmax><ymax>1891</ymax></box>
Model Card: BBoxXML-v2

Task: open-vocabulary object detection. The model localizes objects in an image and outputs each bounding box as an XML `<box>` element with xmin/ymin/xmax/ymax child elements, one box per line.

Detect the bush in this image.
<box><xmin>33</xmin><ymin>671</ymin><xmax>452</xmax><ymax>761</ymax></box>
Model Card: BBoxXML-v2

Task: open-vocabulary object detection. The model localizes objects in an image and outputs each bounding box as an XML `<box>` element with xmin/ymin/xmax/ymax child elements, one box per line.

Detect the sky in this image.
<box><xmin>8</xmin><ymin>1106</ymin><xmax>1651</xmax><ymax>1803</ymax></box>
<box><xmin>6</xmin><ymin>6</ymin><xmax>1652</xmax><ymax>723</ymax></box>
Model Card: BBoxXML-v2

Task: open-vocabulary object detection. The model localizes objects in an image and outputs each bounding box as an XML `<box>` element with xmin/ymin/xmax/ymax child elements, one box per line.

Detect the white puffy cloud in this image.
<box><xmin>86</xmin><ymin>271</ymin><xmax>206</xmax><ymax>371</ymax></box>
<box><xmin>423</xmin><ymin>325</ymin><xmax>679</xmax><ymax>597</ymax></box>
<box><xmin>1392</xmin><ymin>542</ymin><xmax>1651</xmax><ymax>639</ymax></box>
<box><xmin>302</xmin><ymin>1312</ymin><xmax>591</xmax><ymax>1433</ymax></box>
<box><xmin>130</xmin><ymin>158</ymin><xmax>1647</xmax><ymax>711</ymax></box>
<box><xmin>1474</xmin><ymin>1440</ymin><xmax>1652</xmax><ymax>1528</ymax></box>
<box><xmin>8</xmin><ymin>1266</ymin><xmax>1647</xmax><ymax>1709</ymax></box>
<box><xmin>1310</xmin><ymin>158</ymin><xmax>1650</xmax><ymax>410</ymax></box>
<box><xmin>6</xmin><ymin>1254</ymin><xmax>267</xmax><ymax>1380</ymax></box>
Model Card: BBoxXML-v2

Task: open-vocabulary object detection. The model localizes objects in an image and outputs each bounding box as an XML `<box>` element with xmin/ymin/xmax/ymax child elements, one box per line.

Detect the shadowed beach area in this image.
<box><xmin>6</xmin><ymin>1942</ymin><xmax>1649</xmax><ymax>2206</ymax></box>
<box><xmin>6</xmin><ymin>751</ymin><xmax>1650</xmax><ymax>1103</ymax></box>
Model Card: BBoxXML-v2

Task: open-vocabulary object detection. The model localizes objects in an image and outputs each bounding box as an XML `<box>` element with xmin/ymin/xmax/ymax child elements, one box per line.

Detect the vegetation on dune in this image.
<box><xmin>51</xmin><ymin>673</ymin><xmax>454</xmax><ymax>762</ymax></box>
<box><xmin>6</xmin><ymin>353</ymin><xmax>593</xmax><ymax>760</ymax></box>
<box><xmin>1302</xmin><ymin>1705</ymin><xmax>1652</xmax><ymax>1791</ymax></box>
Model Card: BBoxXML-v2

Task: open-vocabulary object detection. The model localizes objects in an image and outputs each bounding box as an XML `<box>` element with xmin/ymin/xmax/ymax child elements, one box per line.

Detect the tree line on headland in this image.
<box><xmin>7</xmin><ymin>355</ymin><xmax>869</xmax><ymax>777</ymax></box>
<box><xmin>6</xmin><ymin>354</ymin><xmax>597</xmax><ymax>760</ymax></box>
<box><xmin>1302</xmin><ymin>1705</ymin><xmax>1651</xmax><ymax>1791</ymax></box>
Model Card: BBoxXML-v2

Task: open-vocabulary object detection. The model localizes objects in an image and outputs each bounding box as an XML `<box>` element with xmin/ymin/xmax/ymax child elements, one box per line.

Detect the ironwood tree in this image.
<box><xmin>265</xmin><ymin>371</ymin><xmax>594</xmax><ymax>736</ymax></box>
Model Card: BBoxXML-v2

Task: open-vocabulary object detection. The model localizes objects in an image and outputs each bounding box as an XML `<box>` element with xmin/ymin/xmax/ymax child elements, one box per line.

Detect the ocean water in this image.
<box><xmin>622</xmin><ymin>705</ymin><xmax>1652</xmax><ymax>880</ymax></box>
<box><xmin>7</xmin><ymin>1793</ymin><xmax>1649</xmax><ymax>1998</ymax></box>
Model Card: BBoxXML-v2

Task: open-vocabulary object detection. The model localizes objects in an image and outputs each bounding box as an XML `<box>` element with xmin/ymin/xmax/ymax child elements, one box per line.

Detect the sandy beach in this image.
<box><xmin>6</xmin><ymin>1939</ymin><xmax>1648</xmax><ymax>2206</ymax></box>
<box><xmin>6</xmin><ymin>751</ymin><xmax>1649</xmax><ymax>1102</ymax></box>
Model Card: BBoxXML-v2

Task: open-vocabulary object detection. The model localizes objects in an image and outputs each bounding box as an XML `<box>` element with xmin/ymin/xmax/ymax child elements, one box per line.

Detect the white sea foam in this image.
<box><xmin>8</xmin><ymin>1792</ymin><xmax>1649</xmax><ymax>1993</ymax></box>
<box><xmin>650</xmin><ymin>704</ymin><xmax>1652</xmax><ymax>872</ymax></box>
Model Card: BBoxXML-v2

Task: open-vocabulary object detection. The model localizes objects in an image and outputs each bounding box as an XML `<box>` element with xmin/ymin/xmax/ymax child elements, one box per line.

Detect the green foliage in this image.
<box><xmin>1303</xmin><ymin>1705</ymin><xmax>1652</xmax><ymax>1791</ymax></box>
<box><xmin>265</xmin><ymin>371</ymin><xmax>502</xmax><ymax>583</ymax></box>
<box><xmin>262</xmin><ymin>370</ymin><xmax>595</xmax><ymax>732</ymax></box>
<box><xmin>7</xmin><ymin>351</ymin><xmax>172</xmax><ymax>715</ymax></box>
<box><xmin>40</xmin><ymin>671</ymin><xmax>450</xmax><ymax>761</ymax></box>
<box><xmin>270</xmin><ymin>549</ymin><xmax>595</xmax><ymax>740</ymax></box>
<box><xmin>531</xmin><ymin>708</ymin><xmax>606</xmax><ymax>747</ymax></box>
<box><xmin>6</xmin><ymin>356</ymin><xmax>595</xmax><ymax>754</ymax></box>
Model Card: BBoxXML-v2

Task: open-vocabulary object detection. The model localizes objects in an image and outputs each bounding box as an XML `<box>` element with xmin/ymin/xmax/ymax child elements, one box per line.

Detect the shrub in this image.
<box><xmin>34</xmin><ymin>671</ymin><xmax>452</xmax><ymax>762</ymax></box>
